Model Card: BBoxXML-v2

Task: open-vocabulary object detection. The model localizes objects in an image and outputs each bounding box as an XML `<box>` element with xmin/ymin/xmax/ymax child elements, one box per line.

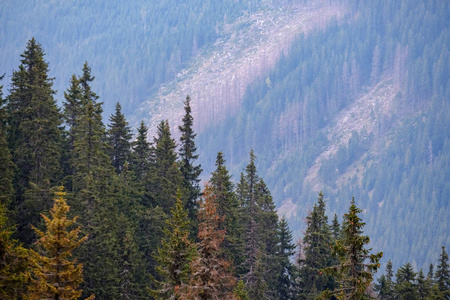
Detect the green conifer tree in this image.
<box><xmin>435</xmin><ymin>246</ymin><xmax>450</xmax><ymax>298</ymax></box>
<box><xmin>210</xmin><ymin>151</ymin><xmax>244</xmax><ymax>272</ymax></box>
<box><xmin>107</xmin><ymin>102</ymin><xmax>132</xmax><ymax>175</ymax></box>
<box><xmin>298</xmin><ymin>192</ymin><xmax>335</xmax><ymax>299</ymax></box>
<box><xmin>178</xmin><ymin>95</ymin><xmax>202</xmax><ymax>226</ymax></box>
<box><xmin>151</xmin><ymin>195</ymin><xmax>196</xmax><ymax>300</ymax></box>
<box><xmin>0</xmin><ymin>203</ymin><xmax>29</xmax><ymax>299</ymax></box>
<box><xmin>394</xmin><ymin>263</ymin><xmax>417</xmax><ymax>300</ymax></box>
<box><xmin>320</xmin><ymin>198</ymin><xmax>383</xmax><ymax>300</ymax></box>
<box><xmin>6</xmin><ymin>38</ymin><xmax>62</xmax><ymax>245</ymax></box>
<box><xmin>147</xmin><ymin>120</ymin><xmax>183</xmax><ymax>213</ymax></box>
<box><xmin>130</xmin><ymin>121</ymin><xmax>151</xmax><ymax>182</ymax></box>
<box><xmin>277</xmin><ymin>217</ymin><xmax>297</xmax><ymax>300</ymax></box>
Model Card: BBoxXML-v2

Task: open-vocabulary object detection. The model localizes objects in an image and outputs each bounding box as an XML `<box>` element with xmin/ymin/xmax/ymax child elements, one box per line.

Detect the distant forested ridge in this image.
<box><xmin>197</xmin><ymin>0</ymin><xmax>450</xmax><ymax>273</ymax></box>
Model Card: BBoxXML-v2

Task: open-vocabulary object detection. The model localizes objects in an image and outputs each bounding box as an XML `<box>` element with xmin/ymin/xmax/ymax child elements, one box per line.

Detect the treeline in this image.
<box><xmin>1</xmin><ymin>39</ymin><xmax>448</xmax><ymax>299</ymax></box>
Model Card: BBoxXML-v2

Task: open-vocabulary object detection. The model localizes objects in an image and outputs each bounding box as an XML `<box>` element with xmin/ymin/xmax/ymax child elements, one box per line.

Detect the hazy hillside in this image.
<box><xmin>1</xmin><ymin>0</ymin><xmax>449</xmax><ymax>277</ymax></box>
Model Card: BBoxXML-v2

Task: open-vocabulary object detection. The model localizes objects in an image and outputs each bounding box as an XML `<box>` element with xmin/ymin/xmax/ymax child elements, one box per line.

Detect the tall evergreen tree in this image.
<box><xmin>130</xmin><ymin>121</ymin><xmax>151</xmax><ymax>182</ymax></box>
<box><xmin>107</xmin><ymin>102</ymin><xmax>132</xmax><ymax>175</ymax></box>
<box><xmin>28</xmin><ymin>187</ymin><xmax>94</xmax><ymax>300</ymax></box>
<box><xmin>298</xmin><ymin>192</ymin><xmax>335</xmax><ymax>299</ymax></box>
<box><xmin>182</xmin><ymin>184</ymin><xmax>236</xmax><ymax>299</ymax></box>
<box><xmin>63</xmin><ymin>74</ymin><xmax>82</xmax><ymax>150</ymax></box>
<box><xmin>0</xmin><ymin>203</ymin><xmax>29</xmax><ymax>299</ymax></box>
<box><xmin>147</xmin><ymin>120</ymin><xmax>183</xmax><ymax>213</ymax></box>
<box><xmin>375</xmin><ymin>259</ymin><xmax>394</xmax><ymax>300</ymax></box>
<box><xmin>6</xmin><ymin>38</ymin><xmax>62</xmax><ymax>245</ymax></box>
<box><xmin>0</xmin><ymin>75</ymin><xmax>15</xmax><ymax>209</ymax></box>
<box><xmin>394</xmin><ymin>263</ymin><xmax>417</xmax><ymax>300</ymax></box>
<box><xmin>276</xmin><ymin>217</ymin><xmax>297</xmax><ymax>300</ymax></box>
<box><xmin>151</xmin><ymin>196</ymin><xmax>196</xmax><ymax>300</ymax></box>
<box><xmin>210</xmin><ymin>151</ymin><xmax>244</xmax><ymax>272</ymax></box>
<box><xmin>178</xmin><ymin>95</ymin><xmax>202</xmax><ymax>225</ymax></box>
<box><xmin>320</xmin><ymin>198</ymin><xmax>383</xmax><ymax>300</ymax></box>
<box><xmin>435</xmin><ymin>246</ymin><xmax>450</xmax><ymax>298</ymax></box>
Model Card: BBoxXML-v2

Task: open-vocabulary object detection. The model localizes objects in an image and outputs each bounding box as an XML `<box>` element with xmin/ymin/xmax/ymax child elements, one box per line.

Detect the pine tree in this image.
<box><xmin>320</xmin><ymin>198</ymin><xmax>383</xmax><ymax>300</ymax></box>
<box><xmin>234</xmin><ymin>280</ymin><xmax>249</xmax><ymax>300</ymax></box>
<box><xmin>0</xmin><ymin>203</ymin><xmax>29</xmax><ymax>299</ymax></box>
<box><xmin>28</xmin><ymin>187</ymin><xmax>94</xmax><ymax>300</ymax></box>
<box><xmin>151</xmin><ymin>195</ymin><xmax>196</xmax><ymax>300</ymax></box>
<box><xmin>107</xmin><ymin>102</ymin><xmax>132</xmax><ymax>175</ymax></box>
<box><xmin>63</xmin><ymin>74</ymin><xmax>82</xmax><ymax>150</ymax></box>
<box><xmin>130</xmin><ymin>121</ymin><xmax>151</xmax><ymax>182</ymax></box>
<box><xmin>435</xmin><ymin>246</ymin><xmax>450</xmax><ymax>298</ymax></box>
<box><xmin>374</xmin><ymin>260</ymin><xmax>394</xmax><ymax>300</ymax></box>
<box><xmin>298</xmin><ymin>192</ymin><xmax>335</xmax><ymax>299</ymax></box>
<box><xmin>182</xmin><ymin>184</ymin><xmax>236</xmax><ymax>299</ymax></box>
<box><xmin>210</xmin><ymin>151</ymin><xmax>244</xmax><ymax>272</ymax></box>
<box><xmin>276</xmin><ymin>217</ymin><xmax>297</xmax><ymax>300</ymax></box>
<box><xmin>178</xmin><ymin>95</ymin><xmax>202</xmax><ymax>226</ymax></box>
<box><xmin>6</xmin><ymin>38</ymin><xmax>62</xmax><ymax>245</ymax></box>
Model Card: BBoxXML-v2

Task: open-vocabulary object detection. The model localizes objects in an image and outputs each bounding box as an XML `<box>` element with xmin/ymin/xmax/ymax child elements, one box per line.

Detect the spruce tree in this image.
<box><xmin>63</xmin><ymin>74</ymin><xmax>82</xmax><ymax>150</ymax></box>
<box><xmin>210</xmin><ymin>151</ymin><xmax>244</xmax><ymax>271</ymax></box>
<box><xmin>147</xmin><ymin>120</ymin><xmax>183</xmax><ymax>213</ymax></box>
<box><xmin>178</xmin><ymin>95</ymin><xmax>202</xmax><ymax>225</ymax></box>
<box><xmin>435</xmin><ymin>246</ymin><xmax>450</xmax><ymax>298</ymax></box>
<box><xmin>107</xmin><ymin>102</ymin><xmax>132</xmax><ymax>175</ymax></box>
<box><xmin>151</xmin><ymin>195</ymin><xmax>196</xmax><ymax>300</ymax></box>
<box><xmin>182</xmin><ymin>184</ymin><xmax>236</xmax><ymax>299</ymax></box>
<box><xmin>394</xmin><ymin>263</ymin><xmax>417</xmax><ymax>300</ymax></box>
<box><xmin>298</xmin><ymin>192</ymin><xmax>335</xmax><ymax>299</ymax></box>
<box><xmin>6</xmin><ymin>38</ymin><xmax>62</xmax><ymax>245</ymax></box>
<box><xmin>375</xmin><ymin>260</ymin><xmax>394</xmax><ymax>300</ymax></box>
<box><xmin>28</xmin><ymin>187</ymin><xmax>94</xmax><ymax>300</ymax></box>
<box><xmin>277</xmin><ymin>217</ymin><xmax>297</xmax><ymax>300</ymax></box>
<box><xmin>0</xmin><ymin>76</ymin><xmax>15</xmax><ymax>209</ymax></box>
<box><xmin>320</xmin><ymin>198</ymin><xmax>383</xmax><ymax>300</ymax></box>
<box><xmin>130</xmin><ymin>121</ymin><xmax>151</xmax><ymax>182</ymax></box>
<box><xmin>0</xmin><ymin>203</ymin><xmax>29</xmax><ymax>299</ymax></box>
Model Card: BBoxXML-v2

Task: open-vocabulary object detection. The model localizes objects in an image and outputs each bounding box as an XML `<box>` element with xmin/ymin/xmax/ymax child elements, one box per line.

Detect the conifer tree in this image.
<box><xmin>210</xmin><ymin>151</ymin><xmax>244</xmax><ymax>271</ymax></box>
<box><xmin>178</xmin><ymin>95</ymin><xmax>202</xmax><ymax>225</ymax></box>
<box><xmin>298</xmin><ymin>192</ymin><xmax>335</xmax><ymax>299</ymax></box>
<box><xmin>107</xmin><ymin>102</ymin><xmax>132</xmax><ymax>175</ymax></box>
<box><xmin>151</xmin><ymin>195</ymin><xmax>196</xmax><ymax>300</ymax></box>
<box><xmin>6</xmin><ymin>38</ymin><xmax>62</xmax><ymax>245</ymax></box>
<box><xmin>320</xmin><ymin>198</ymin><xmax>383</xmax><ymax>300</ymax></box>
<box><xmin>147</xmin><ymin>120</ymin><xmax>183</xmax><ymax>213</ymax></box>
<box><xmin>276</xmin><ymin>217</ymin><xmax>297</xmax><ymax>300</ymax></box>
<box><xmin>435</xmin><ymin>246</ymin><xmax>450</xmax><ymax>298</ymax></box>
<box><xmin>182</xmin><ymin>184</ymin><xmax>236</xmax><ymax>299</ymax></box>
<box><xmin>130</xmin><ymin>121</ymin><xmax>151</xmax><ymax>182</ymax></box>
<box><xmin>0</xmin><ymin>203</ymin><xmax>29</xmax><ymax>299</ymax></box>
<box><xmin>0</xmin><ymin>76</ymin><xmax>15</xmax><ymax>208</ymax></box>
<box><xmin>234</xmin><ymin>280</ymin><xmax>249</xmax><ymax>300</ymax></box>
<box><xmin>393</xmin><ymin>263</ymin><xmax>417</xmax><ymax>300</ymax></box>
<box><xmin>375</xmin><ymin>260</ymin><xmax>394</xmax><ymax>299</ymax></box>
<box><xmin>63</xmin><ymin>74</ymin><xmax>82</xmax><ymax>150</ymax></box>
<box><xmin>28</xmin><ymin>187</ymin><xmax>94</xmax><ymax>300</ymax></box>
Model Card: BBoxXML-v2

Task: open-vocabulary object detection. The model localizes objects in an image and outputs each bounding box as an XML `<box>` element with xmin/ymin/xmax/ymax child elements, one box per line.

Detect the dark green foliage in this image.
<box><xmin>394</xmin><ymin>263</ymin><xmax>417</xmax><ymax>300</ymax></box>
<box><xmin>435</xmin><ymin>246</ymin><xmax>450</xmax><ymax>298</ymax></box>
<box><xmin>0</xmin><ymin>76</ymin><xmax>15</xmax><ymax>209</ymax></box>
<box><xmin>297</xmin><ymin>192</ymin><xmax>335</xmax><ymax>299</ymax></box>
<box><xmin>320</xmin><ymin>198</ymin><xmax>383</xmax><ymax>299</ymax></box>
<box><xmin>210</xmin><ymin>151</ymin><xmax>244</xmax><ymax>272</ymax></box>
<box><xmin>0</xmin><ymin>203</ymin><xmax>29</xmax><ymax>299</ymax></box>
<box><xmin>151</xmin><ymin>196</ymin><xmax>196</xmax><ymax>300</ymax></box>
<box><xmin>178</xmin><ymin>95</ymin><xmax>202</xmax><ymax>234</ymax></box>
<box><xmin>276</xmin><ymin>217</ymin><xmax>297</xmax><ymax>300</ymax></box>
<box><xmin>6</xmin><ymin>38</ymin><xmax>62</xmax><ymax>245</ymax></box>
<box><xmin>130</xmin><ymin>121</ymin><xmax>152</xmax><ymax>182</ymax></box>
<box><xmin>107</xmin><ymin>102</ymin><xmax>132</xmax><ymax>175</ymax></box>
<box><xmin>147</xmin><ymin>120</ymin><xmax>183</xmax><ymax>213</ymax></box>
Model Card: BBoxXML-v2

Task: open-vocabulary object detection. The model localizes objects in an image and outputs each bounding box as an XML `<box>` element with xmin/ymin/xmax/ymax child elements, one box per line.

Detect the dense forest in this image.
<box><xmin>0</xmin><ymin>39</ymin><xmax>449</xmax><ymax>299</ymax></box>
<box><xmin>197</xmin><ymin>0</ymin><xmax>450</xmax><ymax>273</ymax></box>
